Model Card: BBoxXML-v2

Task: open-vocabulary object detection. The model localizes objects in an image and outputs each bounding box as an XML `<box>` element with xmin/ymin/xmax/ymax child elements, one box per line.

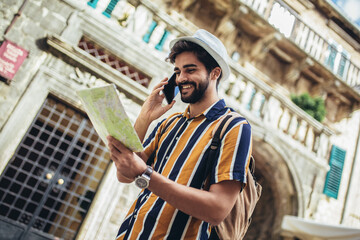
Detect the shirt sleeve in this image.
<box><xmin>212</xmin><ymin>118</ymin><xmax>252</xmax><ymax>184</ymax></box>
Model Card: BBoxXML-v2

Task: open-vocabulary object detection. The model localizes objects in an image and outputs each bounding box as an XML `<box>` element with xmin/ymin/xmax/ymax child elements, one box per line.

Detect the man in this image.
<box><xmin>107</xmin><ymin>29</ymin><xmax>252</xmax><ymax>239</ymax></box>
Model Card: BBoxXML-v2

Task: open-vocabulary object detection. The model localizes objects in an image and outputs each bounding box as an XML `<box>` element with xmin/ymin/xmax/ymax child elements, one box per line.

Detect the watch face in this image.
<box><xmin>135</xmin><ymin>178</ymin><xmax>149</xmax><ymax>189</ymax></box>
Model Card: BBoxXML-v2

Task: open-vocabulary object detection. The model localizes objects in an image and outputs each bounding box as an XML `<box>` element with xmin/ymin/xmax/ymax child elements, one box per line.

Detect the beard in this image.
<box><xmin>179</xmin><ymin>75</ymin><xmax>210</xmax><ymax>104</ymax></box>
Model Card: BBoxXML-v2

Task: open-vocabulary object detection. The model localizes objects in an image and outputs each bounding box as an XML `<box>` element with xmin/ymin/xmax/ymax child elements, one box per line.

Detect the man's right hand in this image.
<box><xmin>141</xmin><ymin>77</ymin><xmax>176</xmax><ymax>123</ymax></box>
<box><xmin>135</xmin><ymin>77</ymin><xmax>176</xmax><ymax>142</ymax></box>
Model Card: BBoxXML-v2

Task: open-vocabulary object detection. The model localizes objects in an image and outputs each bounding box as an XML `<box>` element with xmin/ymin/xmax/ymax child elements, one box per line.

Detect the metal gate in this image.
<box><xmin>0</xmin><ymin>96</ymin><xmax>111</xmax><ymax>240</ymax></box>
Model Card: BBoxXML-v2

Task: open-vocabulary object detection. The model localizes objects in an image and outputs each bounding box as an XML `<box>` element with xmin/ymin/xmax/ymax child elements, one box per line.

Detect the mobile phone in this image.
<box><xmin>163</xmin><ymin>73</ymin><xmax>179</xmax><ymax>104</ymax></box>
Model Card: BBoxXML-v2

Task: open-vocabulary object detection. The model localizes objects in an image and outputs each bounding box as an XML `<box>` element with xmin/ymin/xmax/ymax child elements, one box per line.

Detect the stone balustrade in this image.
<box><xmin>220</xmin><ymin>62</ymin><xmax>333</xmax><ymax>160</ymax></box>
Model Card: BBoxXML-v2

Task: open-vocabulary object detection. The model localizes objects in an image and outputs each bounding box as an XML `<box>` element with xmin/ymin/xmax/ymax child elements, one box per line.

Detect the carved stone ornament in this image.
<box><xmin>69</xmin><ymin>67</ymin><xmax>105</xmax><ymax>87</ymax></box>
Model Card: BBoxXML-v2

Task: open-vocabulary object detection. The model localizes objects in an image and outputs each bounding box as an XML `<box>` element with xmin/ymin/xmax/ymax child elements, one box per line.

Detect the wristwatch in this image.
<box><xmin>135</xmin><ymin>166</ymin><xmax>153</xmax><ymax>189</ymax></box>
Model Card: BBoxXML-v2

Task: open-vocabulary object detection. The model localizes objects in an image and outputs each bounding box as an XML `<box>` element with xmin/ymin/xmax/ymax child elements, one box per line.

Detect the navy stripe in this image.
<box><xmin>143</xmin><ymin>120</ymin><xmax>164</xmax><ymax>148</ymax></box>
<box><xmin>120</xmin><ymin>190</ymin><xmax>151</xmax><ymax>239</ymax></box>
<box><xmin>166</xmin><ymin>210</ymin><xmax>189</xmax><ymax>240</ymax></box>
<box><xmin>138</xmin><ymin>197</ymin><xmax>166</xmax><ymax>239</ymax></box>
<box><xmin>199</xmin><ymin>222</ymin><xmax>210</xmax><ymax>240</ymax></box>
<box><xmin>155</xmin><ymin>117</ymin><xmax>188</xmax><ymax>174</ymax></box>
<box><xmin>117</xmin><ymin>215</ymin><xmax>131</xmax><ymax>238</ymax></box>
<box><xmin>204</xmin><ymin>100</ymin><xmax>228</xmax><ymax>120</ymax></box>
<box><xmin>123</xmin><ymin>214</ymin><xmax>135</xmax><ymax>240</ymax></box>
<box><xmin>233</xmin><ymin>122</ymin><xmax>252</xmax><ymax>181</ymax></box>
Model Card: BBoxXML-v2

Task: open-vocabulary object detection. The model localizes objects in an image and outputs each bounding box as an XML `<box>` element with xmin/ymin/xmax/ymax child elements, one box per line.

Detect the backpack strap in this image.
<box><xmin>211</xmin><ymin>112</ymin><xmax>241</xmax><ymax>144</ymax></box>
<box><xmin>248</xmin><ymin>155</ymin><xmax>258</xmax><ymax>185</ymax></box>
<box><xmin>146</xmin><ymin>114</ymin><xmax>181</xmax><ymax>166</ymax></box>
<box><xmin>204</xmin><ymin>114</ymin><xmax>232</xmax><ymax>179</ymax></box>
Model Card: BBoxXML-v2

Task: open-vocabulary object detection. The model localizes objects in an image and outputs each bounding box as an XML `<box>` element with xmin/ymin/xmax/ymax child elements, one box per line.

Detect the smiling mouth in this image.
<box><xmin>179</xmin><ymin>83</ymin><xmax>195</xmax><ymax>92</ymax></box>
<box><xmin>181</xmin><ymin>84</ymin><xmax>192</xmax><ymax>90</ymax></box>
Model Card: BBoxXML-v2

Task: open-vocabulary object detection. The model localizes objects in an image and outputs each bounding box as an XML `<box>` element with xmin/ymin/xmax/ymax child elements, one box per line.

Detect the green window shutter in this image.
<box><xmin>323</xmin><ymin>145</ymin><xmax>346</xmax><ymax>199</ymax></box>
<box><xmin>325</xmin><ymin>43</ymin><xmax>337</xmax><ymax>71</ymax></box>
<box><xmin>337</xmin><ymin>51</ymin><xmax>349</xmax><ymax>78</ymax></box>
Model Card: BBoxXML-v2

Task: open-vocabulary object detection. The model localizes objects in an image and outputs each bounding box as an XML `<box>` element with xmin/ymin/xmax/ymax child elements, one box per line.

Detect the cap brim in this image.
<box><xmin>169</xmin><ymin>36</ymin><xmax>230</xmax><ymax>81</ymax></box>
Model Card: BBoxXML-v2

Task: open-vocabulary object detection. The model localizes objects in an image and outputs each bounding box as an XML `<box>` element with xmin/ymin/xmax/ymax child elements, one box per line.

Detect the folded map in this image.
<box><xmin>77</xmin><ymin>84</ymin><xmax>144</xmax><ymax>152</ymax></box>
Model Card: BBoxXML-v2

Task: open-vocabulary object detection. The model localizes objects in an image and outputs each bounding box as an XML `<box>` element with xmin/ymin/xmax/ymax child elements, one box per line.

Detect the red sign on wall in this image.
<box><xmin>0</xmin><ymin>40</ymin><xmax>28</xmax><ymax>81</ymax></box>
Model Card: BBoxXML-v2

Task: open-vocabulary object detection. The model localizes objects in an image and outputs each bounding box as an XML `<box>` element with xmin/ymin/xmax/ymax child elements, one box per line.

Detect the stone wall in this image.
<box><xmin>314</xmin><ymin>110</ymin><xmax>360</xmax><ymax>227</ymax></box>
<box><xmin>0</xmin><ymin>0</ymin><xmax>74</xmax><ymax>129</ymax></box>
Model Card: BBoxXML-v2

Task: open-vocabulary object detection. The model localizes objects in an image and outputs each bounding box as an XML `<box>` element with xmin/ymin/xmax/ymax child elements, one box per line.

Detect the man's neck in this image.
<box><xmin>188</xmin><ymin>95</ymin><xmax>220</xmax><ymax>119</ymax></box>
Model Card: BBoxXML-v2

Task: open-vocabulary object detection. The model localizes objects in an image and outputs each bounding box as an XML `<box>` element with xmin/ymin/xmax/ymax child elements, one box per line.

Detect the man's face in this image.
<box><xmin>174</xmin><ymin>52</ymin><xmax>210</xmax><ymax>104</ymax></box>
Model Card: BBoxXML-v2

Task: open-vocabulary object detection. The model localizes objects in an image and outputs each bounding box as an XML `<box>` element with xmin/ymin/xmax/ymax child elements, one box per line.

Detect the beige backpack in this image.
<box><xmin>205</xmin><ymin>112</ymin><xmax>262</xmax><ymax>240</ymax></box>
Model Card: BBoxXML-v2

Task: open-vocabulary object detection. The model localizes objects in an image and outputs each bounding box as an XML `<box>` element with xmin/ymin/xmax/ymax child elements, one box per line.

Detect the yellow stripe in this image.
<box><xmin>183</xmin><ymin>217</ymin><xmax>202</xmax><ymax>239</ymax></box>
<box><xmin>129</xmin><ymin>193</ymin><xmax>159</xmax><ymax>239</ymax></box>
<box><xmin>217</xmin><ymin>124</ymin><xmax>241</xmax><ymax>180</ymax></box>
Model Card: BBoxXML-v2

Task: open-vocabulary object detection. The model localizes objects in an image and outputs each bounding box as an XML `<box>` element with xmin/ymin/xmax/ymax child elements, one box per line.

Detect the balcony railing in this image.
<box><xmin>221</xmin><ymin>62</ymin><xmax>332</xmax><ymax>160</ymax></box>
<box><xmin>239</xmin><ymin>0</ymin><xmax>360</xmax><ymax>88</ymax></box>
<box><xmin>81</xmin><ymin>0</ymin><xmax>333</xmax><ymax>160</ymax></box>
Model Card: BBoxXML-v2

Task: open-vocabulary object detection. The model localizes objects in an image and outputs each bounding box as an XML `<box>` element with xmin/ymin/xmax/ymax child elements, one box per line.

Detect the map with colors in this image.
<box><xmin>77</xmin><ymin>84</ymin><xmax>144</xmax><ymax>152</ymax></box>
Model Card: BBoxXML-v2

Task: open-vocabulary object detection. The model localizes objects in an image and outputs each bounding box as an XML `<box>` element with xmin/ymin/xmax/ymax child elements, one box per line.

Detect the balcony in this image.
<box><xmin>239</xmin><ymin>0</ymin><xmax>360</xmax><ymax>89</ymax></box>
<box><xmin>67</xmin><ymin>0</ymin><xmax>333</xmax><ymax>161</ymax></box>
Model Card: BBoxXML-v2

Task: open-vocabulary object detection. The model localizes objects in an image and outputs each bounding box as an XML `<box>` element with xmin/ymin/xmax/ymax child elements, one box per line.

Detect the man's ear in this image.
<box><xmin>211</xmin><ymin>67</ymin><xmax>222</xmax><ymax>81</ymax></box>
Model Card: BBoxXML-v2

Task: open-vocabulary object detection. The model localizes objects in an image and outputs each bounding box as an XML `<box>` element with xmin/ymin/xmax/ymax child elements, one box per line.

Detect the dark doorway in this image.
<box><xmin>0</xmin><ymin>96</ymin><xmax>111</xmax><ymax>240</ymax></box>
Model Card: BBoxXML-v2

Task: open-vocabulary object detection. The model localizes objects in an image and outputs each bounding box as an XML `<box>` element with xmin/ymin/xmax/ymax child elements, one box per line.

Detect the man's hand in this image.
<box><xmin>107</xmin><ymin>136</ymin><xmax>147</xmax><ymax>183</ymax></box>
<box><xmin>135</xmin><ymin>77</ymin><xmax>176</xmax><ymax>141</ymax></box>
<box><xmin>141</xmin><ymin>77</ymin><xmax>176</xmax><ymax>122</ymax></box>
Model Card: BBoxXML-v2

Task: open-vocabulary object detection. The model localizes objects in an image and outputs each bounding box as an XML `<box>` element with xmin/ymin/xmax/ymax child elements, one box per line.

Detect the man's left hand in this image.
<box><xmin>107</xmin><ymin>136</ymin><xmax>147</xmax><ymax>182</ymax></box>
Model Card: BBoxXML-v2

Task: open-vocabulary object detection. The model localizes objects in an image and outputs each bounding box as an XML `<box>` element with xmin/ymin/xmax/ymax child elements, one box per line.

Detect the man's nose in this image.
<box><xmin>176</xmin><ymin>72</ymin><xmax>187</xmax><ymax>84</ymax></box>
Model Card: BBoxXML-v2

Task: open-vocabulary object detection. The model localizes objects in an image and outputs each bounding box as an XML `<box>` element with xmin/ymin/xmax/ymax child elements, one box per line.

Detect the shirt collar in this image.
<box><xmin>183</xmin><ymin>99</ymin><xmax>227</xmax><ymax>121</ymax></box>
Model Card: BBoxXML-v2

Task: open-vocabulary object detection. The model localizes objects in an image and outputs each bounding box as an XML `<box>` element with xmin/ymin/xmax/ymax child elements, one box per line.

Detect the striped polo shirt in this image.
<box><xmin>116</xmin><ymin>99</ymin><xmax>252</xmax><ymax>240</ymax></box>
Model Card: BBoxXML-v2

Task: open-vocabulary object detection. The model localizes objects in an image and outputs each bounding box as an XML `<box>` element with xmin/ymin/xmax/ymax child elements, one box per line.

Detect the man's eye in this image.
<box><xmin>188</xmin><ymin>69</ymin><xmax>195</xmax><ymax>73</ymax></box>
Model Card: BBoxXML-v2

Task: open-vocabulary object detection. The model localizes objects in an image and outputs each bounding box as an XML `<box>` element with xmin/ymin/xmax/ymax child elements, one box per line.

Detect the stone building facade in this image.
<box><xmin>0</xmin><ymin>0</ymin><xmax>359</xmax><ymax>239</ymax></box>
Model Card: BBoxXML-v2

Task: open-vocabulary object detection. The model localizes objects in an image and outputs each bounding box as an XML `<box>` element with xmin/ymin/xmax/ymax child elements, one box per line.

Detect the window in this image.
<box><xmin>325</xmin><ymin>43</ymin><xmax>337</xmax><ymax>70</ymax></box>
<box><xmin>323</xmin><ymin>145</ymin><xmax>346</xmax><ymax>199</ymax></box>
<box><xmin>324</xmin><ymin>40</ymin><xmax>350</xmax><ymax>79</ymax></box>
